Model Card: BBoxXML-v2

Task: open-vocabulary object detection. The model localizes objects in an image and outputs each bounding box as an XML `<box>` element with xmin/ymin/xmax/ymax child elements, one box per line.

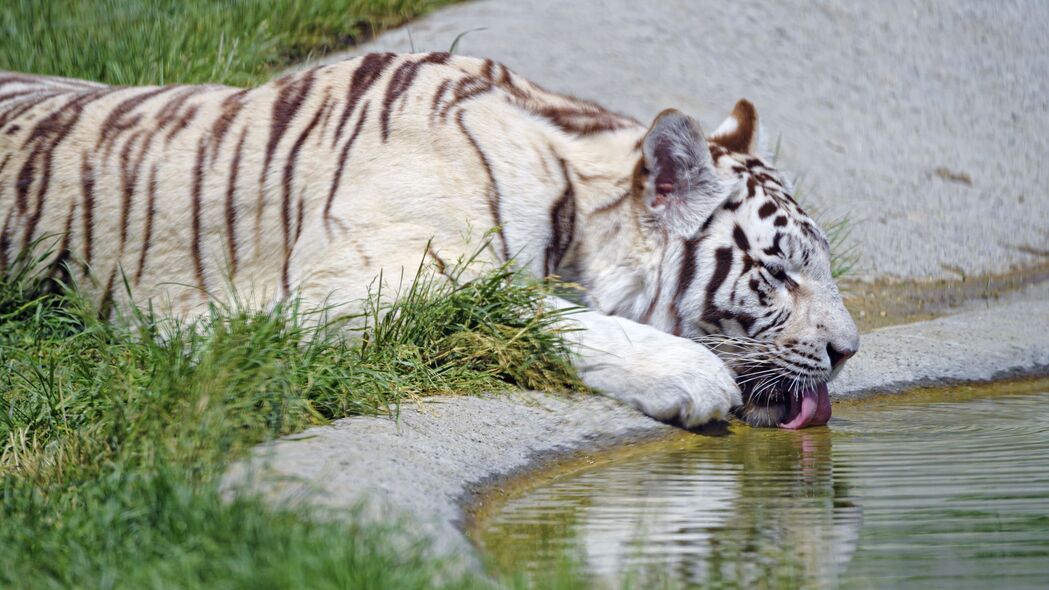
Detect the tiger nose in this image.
<box><xmin>826</xmin><ymin>343</ymin><xmax>856</xmax><ymax>369</ymax></box>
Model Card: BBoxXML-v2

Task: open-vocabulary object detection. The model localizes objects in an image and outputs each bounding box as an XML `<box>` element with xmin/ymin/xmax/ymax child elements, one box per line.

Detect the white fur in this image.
<box><xmin>548</xmin><ymin>297</ymin><xmax>741</xmax><ymax>426</ymax></box>
<box><xmin>712</xmin><ymin>115</ymin><xmax>739</xmax><ymax>138</ymax></box>
<box><xmin>0</xmin><ymin>55</ymin><xmax>845</xmax><ymax>429</ymax></box>
<box><xmin>640</xmin><ymin>111</ymin><xmax>728</xmax><ymax>237</ymax></box>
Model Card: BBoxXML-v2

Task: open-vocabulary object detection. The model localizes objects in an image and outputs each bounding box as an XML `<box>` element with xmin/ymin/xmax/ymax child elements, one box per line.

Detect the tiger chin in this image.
<box><xmin>0</xmin><ymin>52</ymin><xmax>857</xmax><ymax>431</ymax></box>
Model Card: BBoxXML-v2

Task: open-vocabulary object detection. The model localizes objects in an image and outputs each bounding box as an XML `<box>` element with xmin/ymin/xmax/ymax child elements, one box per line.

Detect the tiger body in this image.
<box><xmin>0</xmin><ymin>53</ymin><xmax>637</xmax><ymax>312</ymax></box>
<box><xmin>0</xmin><ymin>52</ymin><xmax>858</xmax><ymax>429</ymax></box>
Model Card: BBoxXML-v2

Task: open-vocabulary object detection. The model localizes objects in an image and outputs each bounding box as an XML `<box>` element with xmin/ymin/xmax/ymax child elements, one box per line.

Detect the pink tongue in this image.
<box><xmin>778</xmin><ymin>383</ymin><xmax>832</xmax><ymax>430</ymax></box>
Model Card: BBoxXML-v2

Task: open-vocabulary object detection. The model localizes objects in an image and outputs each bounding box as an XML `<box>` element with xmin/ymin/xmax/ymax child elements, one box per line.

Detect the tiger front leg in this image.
<box><xmin>549</xmin><ymin>298</ymin><xmax>741</xmax><ymax>428</ymax></box>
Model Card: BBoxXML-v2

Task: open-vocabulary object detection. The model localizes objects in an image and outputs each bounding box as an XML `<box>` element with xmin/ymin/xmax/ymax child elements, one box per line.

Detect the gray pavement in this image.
<box><xmin>226</xmin><ymin>297</ymin><xmax>1049</xmax><ymax>560</ymax></box>
<box><xmin>327</xmin><ymin>0</ymin><xmax>1049</xmax><ymax>280</ymax></box>
<box><xmin>834</xmin><ymin>299</ymin><xmax>1049</xmax><ymax>396</ymax></box>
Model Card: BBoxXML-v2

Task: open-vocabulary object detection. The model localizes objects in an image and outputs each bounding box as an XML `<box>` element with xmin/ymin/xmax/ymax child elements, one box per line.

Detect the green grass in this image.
<box><xmin>0</xmin><ymin>3</ymin><xmax>857</xmax><ymax>585</ymax></box>
<box><xmin>0</xmin><ymin>244</ymin><xmax>582</xmax><ymax>589</ymax></box>
<box><xmin>770</xmin><ymin>140</ymin><xmax>859</xmax><ymax>280</ymax></box>
<box><xmin>821</xmin><ymin>209</ymin><xmax>858</xmax><ymax>280</ymax></box>
<box><xmin>0</xmin><ymin>2</ymin><xmax>630</xmax><ymax>585</ymax></box>
<box><xmin>0</xmin><ymin>0</ymin><xmax>455</xmax><ymax>86</ymax></box>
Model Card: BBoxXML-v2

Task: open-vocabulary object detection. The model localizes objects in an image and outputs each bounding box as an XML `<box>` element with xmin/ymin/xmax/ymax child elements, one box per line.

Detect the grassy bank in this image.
<box><xmin>0</xmin><ymin>0</ymin><xmax>454</xmax><ymax>86</ymax></box>
<box><xmin>0</xmin><ymin>247</ymin><xmax>581</xmax><ymax>588</ymax></box>
<box><xmin>0</xmin><ymin>2</ymin><xmax>598</xmax><ymax>586</ymax></box>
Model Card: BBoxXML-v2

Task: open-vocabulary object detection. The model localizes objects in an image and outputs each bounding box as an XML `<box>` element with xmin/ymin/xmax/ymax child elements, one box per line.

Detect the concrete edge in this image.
<box><xmin>837</xmin><ymin>364</ymin><xmax>1049</xmax><ymax>400</ymax></box>
<box><xmin>224</xmin><ymin>297</ymin><xmax>1049</xmax><ymax>566</ymax></box>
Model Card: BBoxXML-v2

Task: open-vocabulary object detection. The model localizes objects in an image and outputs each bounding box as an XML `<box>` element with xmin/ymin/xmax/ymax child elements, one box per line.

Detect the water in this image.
<box><xmin>472</xmin><ymin>380</ymin><xmax>1049</xmax><ymax>589</ymax></box>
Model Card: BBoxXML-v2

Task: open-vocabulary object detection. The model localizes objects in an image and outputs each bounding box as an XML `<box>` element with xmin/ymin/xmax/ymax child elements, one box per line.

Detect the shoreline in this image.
<box><xmin>225</xmin><ymin>297</ymin><xmax>1049</xmax><ymax>564</ymax></box>
<box><xmin>232</xmin><ymin>0</ymin><xmax>1049</xmax><ymax>568</ymax></box>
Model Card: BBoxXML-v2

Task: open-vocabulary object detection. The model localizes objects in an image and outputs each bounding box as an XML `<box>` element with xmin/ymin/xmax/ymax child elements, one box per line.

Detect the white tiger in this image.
<box><xmin>0</xmin><ymin>52</ymin><xmax>858</xmax><ymax>429</ymax></box>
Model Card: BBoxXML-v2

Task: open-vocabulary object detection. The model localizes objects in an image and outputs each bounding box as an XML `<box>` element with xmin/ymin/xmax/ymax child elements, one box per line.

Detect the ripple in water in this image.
<box><xmin>473</xmin><ymin>382</ymin><xmax>1049</xmax><ymax>589</ymax></box>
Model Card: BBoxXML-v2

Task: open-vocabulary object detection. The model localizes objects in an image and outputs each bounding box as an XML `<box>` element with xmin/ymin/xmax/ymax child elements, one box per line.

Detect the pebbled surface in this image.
<box><xmin>318</xmin><ymin>0</ymin><xmax>1049</xmax><ymax>280</ymax></box>
<box><xmin>226</xmin><ymin>298</ymin><xmax>1049</xmax><ymax>560</ymax></box>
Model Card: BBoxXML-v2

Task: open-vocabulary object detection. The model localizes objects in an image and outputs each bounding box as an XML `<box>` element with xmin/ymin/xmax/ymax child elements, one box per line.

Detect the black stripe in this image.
<box><xmin>427</xmin><ymin>245</ymin><xmax>447</xmax><ymax>276</ymax></box>
<box><xmin>97</xmin><ymin>85</ymin><xmax>178</xmax><ymax>157</ymax></box>
<box><xmin>80</xmin><ymin>152</ymin><xmax>96</xmax><ymax>267</ymax></box>
<box><xmin>152</xmin><ymin>87</ymin><xmax>199</xmax><ymax>130</ymax></box>
<box><xmin>190</xmin><ymin>137</ymin><xmax>208</xmax><ymax>294</ymax></box>
<box><xmin>164</xmin><ymin>103</ymin><xmax>200</xmax><ymax>143</ymax></box>
<box><xmin>701</xmin><ymin>247</ymin><xmax>735</xmax><ymax>327</ymax></box>
<box><xmin>98</xmin><ymin>270</ymin><xmax>117</xmax><ymax>321</ymax></box>
<box><xmin>324</xmin><ymin>101</ymin><xmax>370</xmax><ymax>231</ymax></box>
<box><xmin>0</xmin><ymin>90</ymin><xmax>38</xmax><ymax>104</ymax></box>
<box><xmin>438</xmin><ymin>76</ymin><xmax>493</xmax><ymax>122</ymax></box>
<box><xmin>209</xmin><ymin>89</ymin><xmax>248</xmax><ymax>162</ymax></box>
<box><xmin>0</xmin><ymin>210</ymin><xmax>13</xmax><ymax>273</ymax></box>
<box><xmin>117</xmin><ymin>129</ymin><xmax>144</xmax><ymax>252</ymax></box>
<box><xmin>134</xmin><ymin>163</ymin><xmax>158</xmax><ymax>284</ymax></box>
<box><xmin>751</xmin><ymin>309</ymin><xmax>788</xmax><ymax>338</ymax></box>
<box><xmin>380</xmin><ymin>53</ymin><xmax>449</xmax><ymax>141</ymax></box>
<box><xmin>49</xmin><ymin>199</ymin><xmax>78</xmax><ymax>287</ymax></box>
<box><xmin>670</xmin><ymin>237</ymin><xmax>700</xmax><ymax>335</ymax></box>
<box><xmin>544</xmin><ymin>158</ymin><xmax>576</xmax><ymax>276</ymax></box>
<box><xmin>17</xmin><ymin>89</ymin><xmax>116</xmax><ymax>252</ymax></box>
<box><xmin>259</xmin><ymin>69</ymin><xmax>316</xmax><ymax>242</ymax></box>
<box><xmin>430</xmin><ymin>79</ymin><xmax>451</xmax><ymax>123</ymax></box>
<box><xmin>0</xmin><ymin>92</ymin><xmax>63</xmax><ymax>129</ymax></box>
<box><xmin>0</xmin><ymin>74</ymin><xmax>52</xmax><ymax>89</ymax></box>
<box><xmin>732</xmin><ymin>224</ymin><xmax>750</xmax><ymax>251</ymax></box>
<box><xmin>758</xmin><ymin>201</ymin><xmax>777</xmax><ymax>218</ymax></box>
<box><xmin>295</xmin><ymin>194</ymin><xmax>305</xmax><ymax>245</ymax></box>
<box><xmin>280</xmin><ymin>97</ymin><xmax>327</xmax><ymax>294</ymax></box>
<box><xmin>225</xmin><ymin>129</ymin><xmax>247</xmax><ymax>276</ymax></box>
<box><xmin>735</xmin><ymin>311</ymin><xmax>756</xmax><ymax>333</ymax></box>
<box><xmin>456</xmin><ymin>109</ymin><xmax>509</xmax><ymax>260</ymax></box>
<box><xmin>335</xmin><ymin>52</ymin><xmax>395</xmax><ymax>142</ymax></box>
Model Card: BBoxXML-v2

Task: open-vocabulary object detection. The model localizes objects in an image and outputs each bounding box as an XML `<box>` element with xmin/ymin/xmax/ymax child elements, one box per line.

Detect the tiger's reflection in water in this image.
<box><xmin>476</xmin><ymin>428</ymin><xmax>861</xmax><ymax>589</ymax></box>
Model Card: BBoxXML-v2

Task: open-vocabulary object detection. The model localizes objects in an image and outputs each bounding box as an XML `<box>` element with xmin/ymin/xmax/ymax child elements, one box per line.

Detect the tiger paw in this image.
<box><xmin>567</xmin><ymin>310</ymin><xmax>741</xmax><ymax>428</ymax></box>
<box><xmin>633</xmin><ymin>344</ymin><xmax>742</xmax><ymax>428</ymax></box>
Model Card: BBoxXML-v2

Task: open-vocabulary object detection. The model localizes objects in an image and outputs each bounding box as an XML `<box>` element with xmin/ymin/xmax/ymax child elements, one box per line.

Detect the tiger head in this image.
<box><xmin>625</xmin><ymin>100</ymin><xmax>858</xmax><ymax>429</ymax></box>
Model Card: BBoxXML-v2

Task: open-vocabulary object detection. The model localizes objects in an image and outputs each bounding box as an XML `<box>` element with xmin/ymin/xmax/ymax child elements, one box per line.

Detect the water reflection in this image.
<box><xmin>475</xmin><ymin>385</ymin><xmax>1049</xmax><ymax>589</ymax></box>
<box><xmin>479</xmin><ymin>428</ymin><xmax>862</xmax><ymax>588</ymax></box>
<box><xmin>698</xmin><ymin>431</ymin><xmax>861</xmax><ymax>589</ymax></box>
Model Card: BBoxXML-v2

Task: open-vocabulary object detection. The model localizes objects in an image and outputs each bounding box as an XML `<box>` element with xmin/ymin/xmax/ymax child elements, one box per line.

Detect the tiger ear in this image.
<box><xmin>710</xmin><ymin>99</ymin><xmax>759</xmax><ymax>154</ymax></box>
<box><xmin>638</xmin><ymin>109</ymin><xmax>726</xmax><ymax>236</ymax></box>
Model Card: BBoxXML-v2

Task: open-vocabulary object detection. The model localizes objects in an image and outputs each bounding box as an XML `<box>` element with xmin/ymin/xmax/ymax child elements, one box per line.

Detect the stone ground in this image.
<box><xmin>322</xmin><ymin>0</ymin><xmax>1049</xmax><ymax>281</ymax></box>
<box><xmin>227</xmin><ymin>297</ymin><xmax>1049</xmax><ymax>558</ymax></box>
<box><xmin>232</xmin><ymin>0</ymin><xmax>1049</xmax><ymax>567</ymax></box>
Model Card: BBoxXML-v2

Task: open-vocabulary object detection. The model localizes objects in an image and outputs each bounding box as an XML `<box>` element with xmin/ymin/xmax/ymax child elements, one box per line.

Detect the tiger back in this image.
<box><xmin>0</xmin><ymin>52</ymin><xmax>859</xmax><ymax>429</ymax></box>
<box><xmin>0</xmin><ymin>53</ymin><xmax>639</xmax><ymax>316</ymax></box>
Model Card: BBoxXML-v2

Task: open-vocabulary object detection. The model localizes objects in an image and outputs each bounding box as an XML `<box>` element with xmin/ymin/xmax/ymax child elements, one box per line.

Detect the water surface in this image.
<box><xmin>472</xmin><ymin>380</ymin><xmax>1049</xmax><ymax>589</ymax></box>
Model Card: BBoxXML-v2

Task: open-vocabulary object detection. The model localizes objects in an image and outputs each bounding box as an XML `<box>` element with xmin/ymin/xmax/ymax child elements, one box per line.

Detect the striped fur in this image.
<box><xmin>0</xmin><ymin>53</ymin><xmax>857</xmax><ymax>428</ymax></box>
